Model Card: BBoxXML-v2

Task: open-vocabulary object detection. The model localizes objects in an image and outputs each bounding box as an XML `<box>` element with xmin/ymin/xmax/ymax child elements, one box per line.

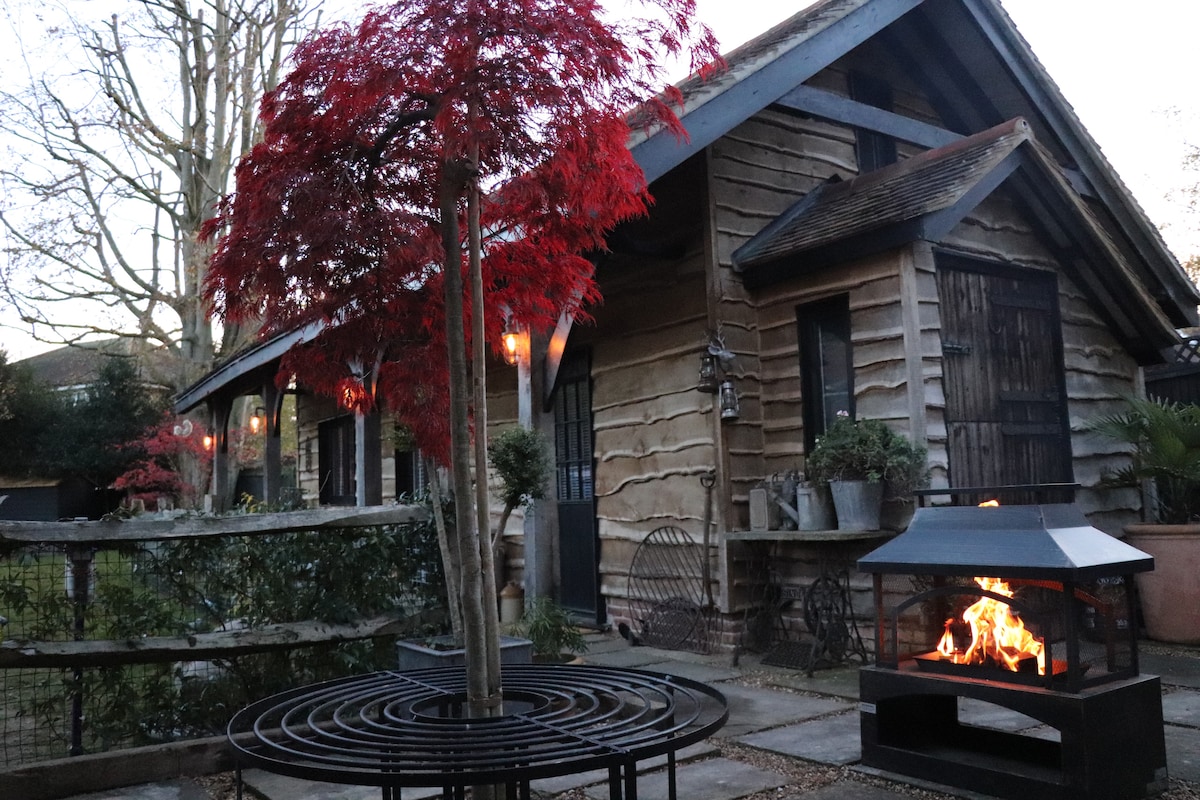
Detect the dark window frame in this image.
<box><xmin>394</xmin><ymin>447</ymin><xmax>427</xmax><ymax>499</ymax></box>
<box><xmin>798</xmin><ymin>295</ymin><xmax>855</xmax><ymax>454</ymax></box>
<box><xmin>554</xmin><ymin>354</ymin><xmax>594</xmax><ymax>503</ymax></box>
<box><xmin>849</xmin><ymin>71</ymin><xmax>898</xmax><ymax>173</ymax></box>
<box><xmin>318</xmin><ymin>415</ymin><xmax>356</xmax><ymax>506</ymax></box>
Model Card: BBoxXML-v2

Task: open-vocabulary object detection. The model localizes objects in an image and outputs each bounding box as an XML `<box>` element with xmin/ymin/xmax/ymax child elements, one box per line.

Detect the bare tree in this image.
<box><xmin>0</xmin><ymin>0</ymin><xmax>320</xmax><ymax>388</ymax></box>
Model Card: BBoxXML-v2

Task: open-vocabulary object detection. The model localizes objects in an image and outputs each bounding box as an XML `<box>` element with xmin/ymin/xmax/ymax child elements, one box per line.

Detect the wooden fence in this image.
<box><xmin>0</xmin><ymin>505</ymin><xmax>446</xmax><ymax>798</ymax></box>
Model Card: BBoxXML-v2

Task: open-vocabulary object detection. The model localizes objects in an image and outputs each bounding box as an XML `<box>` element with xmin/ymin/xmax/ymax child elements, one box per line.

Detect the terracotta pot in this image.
<box><xmin>1123</xmin><ymin>523</ymin><xmax>1200</xmax><ymax>645</ymax></box>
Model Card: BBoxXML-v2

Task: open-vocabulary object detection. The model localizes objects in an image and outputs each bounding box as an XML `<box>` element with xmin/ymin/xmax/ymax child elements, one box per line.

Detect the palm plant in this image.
<box><xmin>1087</xmin><ymin>396</ymin><xmax>1200</xmax><ymax>523</ymax></box>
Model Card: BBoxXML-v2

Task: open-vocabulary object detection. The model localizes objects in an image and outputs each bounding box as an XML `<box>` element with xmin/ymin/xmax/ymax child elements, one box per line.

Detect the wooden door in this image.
<box><xmin>936</xmin><ymin>257</ymin><xmax>1073</xmax><ymax>503</ymax></box>
<box><xmin>554</xmin><ymin>351</ymin><xmax>601</xmax><ymax>621</ymax></box>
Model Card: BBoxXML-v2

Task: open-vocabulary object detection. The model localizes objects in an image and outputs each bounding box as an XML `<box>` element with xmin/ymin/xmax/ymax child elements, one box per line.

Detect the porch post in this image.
<box><xmin>523</xmin><ymin>329</ymin><xmax>556</xmax><ymax>601</ymax></box>
<box><xmin>262</xmin><ymin>380</ymin><xmax>283</xmax><ymax>507</ymax></box>
<box><xmin>208</xmin><ymin>398</ymin><xmax>233</xmax><ymax>513</ymax></box>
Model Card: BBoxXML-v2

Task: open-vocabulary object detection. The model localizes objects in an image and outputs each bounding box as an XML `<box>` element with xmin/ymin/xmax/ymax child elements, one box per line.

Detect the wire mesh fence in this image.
<box><xmin>0</xmin><ymin>509</ymin><xmax>448</xmax><ymax>768</ymax></box>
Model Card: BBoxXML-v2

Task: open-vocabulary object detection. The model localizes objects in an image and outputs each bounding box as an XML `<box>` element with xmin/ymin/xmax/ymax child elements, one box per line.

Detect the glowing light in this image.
<box><xmin>501</xmin><ymin>329</ymin><xmax>520</xmax><ymax>366</ymax></box>
<box><xmin>936</xmin><ymin>577</ymin><xmax>1046</xmax><ymax>675</ymax></box>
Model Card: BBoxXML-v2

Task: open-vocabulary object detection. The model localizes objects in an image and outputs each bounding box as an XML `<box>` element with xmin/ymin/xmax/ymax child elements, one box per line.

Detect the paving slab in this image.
<box><xmin>956</xmin><ymin>697</ymin><xmax>1042</xmax><ymax>733</ymax></box>
<box><xmin>737</xmin><ymin>708</ymin><xmax>861</xmax><ymax>765</ymax></box>
<box><xmin>582</xmin><ymin>757</ymin><xmax>789</xmax><ymax>800</ymax></box>
<box><xmin>751</xmin><ymin>663</ymin><xmax>862</xmax><ymax>701</ymax></box>
<box><xmin>1142</xmin><ymin>650</ymin><xmax>1200</xmax><ymax>689</ymax></box>
<box><xmin>630</xmin><ymin>658</ymin><xmax>741</xmax><ymax>684</ymax></box>
<box><xmin>67</xmin><ymin>780</ymin><xmax>211</xmax><ymax>800</ymax></box>
<box><xmin>715</xmin><ymin>683</ymin><xmax>853</xmax><ymax>738</ymax></box>
<box><xmin>1167</xmin><ymin>724</ymin><xmax>1200</xmax><ymax>784</ymax></box>
<box><xmin>1162</xmin><ymin>688</ymin><xmax>1200</xmax><ymax>727</ymax></box>
<box><xmin>580</xmin><ymin>635</ymin><xmax>631</xmax><ymax>655</ymax></box>
<box><xmin>529</xmin><ymin>741</ymin><xmax>718</xmax><ymax>796</ymax></box>
<box><xmin>581</xmin><ymin>645</ymin><xmax>678</xmax><ymax>669</ymax></box>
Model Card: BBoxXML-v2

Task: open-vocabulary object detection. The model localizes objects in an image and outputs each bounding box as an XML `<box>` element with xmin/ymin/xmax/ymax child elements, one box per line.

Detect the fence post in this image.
<box><xmin>66</xmin><ymin>545</ymin><xmax>93</xmax><ymax>756</ymax></box>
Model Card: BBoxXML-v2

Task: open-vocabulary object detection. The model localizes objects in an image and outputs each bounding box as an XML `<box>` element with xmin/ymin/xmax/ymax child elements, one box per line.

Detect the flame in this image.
<box><xmin>979</xmin><ymin>499</ymin><xmax>1000</xmax><ymax>507</ymax></box>
<box><xmin>935</xmin><ymin>577</ymin><xmax>1046</xmax><ymax>675</ymax></box>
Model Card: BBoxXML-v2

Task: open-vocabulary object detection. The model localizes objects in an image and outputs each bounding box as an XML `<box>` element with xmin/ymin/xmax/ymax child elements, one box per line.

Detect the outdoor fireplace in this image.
<box><xmin>857</xmin><ymin>501</ymin><xmax>1167</xmax><ymax>800</ymax></box>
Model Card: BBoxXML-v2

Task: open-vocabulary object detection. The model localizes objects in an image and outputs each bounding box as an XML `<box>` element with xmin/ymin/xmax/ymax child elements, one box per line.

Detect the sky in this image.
<box><xmin>1</xmin><ymin>0</ymin><xmax>1198</xmax><ymax>361</ymax></box>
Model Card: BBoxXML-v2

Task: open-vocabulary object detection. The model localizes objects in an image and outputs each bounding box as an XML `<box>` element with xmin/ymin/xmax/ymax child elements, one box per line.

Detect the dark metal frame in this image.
<box><xmin>229</xmin><ymin>664</ymin><xmax>728</xmax><ymax>800</ymax></box>
<box><xmin>857</xmin><ymin>494</ymin><xmax>1166</xmax><ymax>799</ymax></box>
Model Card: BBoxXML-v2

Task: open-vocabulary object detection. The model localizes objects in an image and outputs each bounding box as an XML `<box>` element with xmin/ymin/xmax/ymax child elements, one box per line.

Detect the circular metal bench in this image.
<box><xmin>228</xmin><ymin>663</ymin><xmax>729</xmax><ymax>800</ymax></box>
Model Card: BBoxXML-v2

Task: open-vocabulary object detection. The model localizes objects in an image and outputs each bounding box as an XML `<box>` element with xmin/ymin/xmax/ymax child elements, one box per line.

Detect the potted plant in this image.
<box><xmin>1087</xmin><ymin>396</ymin><xmax>1200</xmax><ymax>644</ymax></box>
<box><xmin>516</xmin><ymin>596</ymin><xmax>588</xmax><ymax>664</ymax></box>
<box><xmin>806</xmin><ymin>414</ymin><xmax>928</xmax><ymax>531</ymax></box>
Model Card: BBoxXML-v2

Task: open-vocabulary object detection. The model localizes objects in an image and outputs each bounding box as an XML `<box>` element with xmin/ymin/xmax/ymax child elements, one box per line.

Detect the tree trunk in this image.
<box><xmin>439</xmin><ymin>164</ymin><xmax>496</xmax><ymax>720</ymax></box>
<box><xmin>0</xmin><ymin>0</ymin><xmax>310</xmax><ymax>391</ymax></box>
<box><xmin>424</xmin><ymin>455</ymin><xmax>464</xmax><ymax>640</ymax></box>
<box><xmin>469</xmin><ymin>170</ymin><xmax>503</xmax><ymax>705</ymax></box>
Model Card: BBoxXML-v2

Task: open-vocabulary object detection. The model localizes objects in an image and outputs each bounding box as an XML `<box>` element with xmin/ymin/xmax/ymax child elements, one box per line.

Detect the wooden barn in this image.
<box><xmin>176</xmin><ymin>0</ymin><xmax>1198</xmax><ymax>651</ymax></box>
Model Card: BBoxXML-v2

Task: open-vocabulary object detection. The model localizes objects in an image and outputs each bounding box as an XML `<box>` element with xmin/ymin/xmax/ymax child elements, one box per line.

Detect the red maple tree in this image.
<box><xmin>113</xmin><ymin>414</ymin><xmax>214</xmax><ymax>510</ymax></box>
<box><xmin>204</xmin><ymin>0</ymin><xmax>718</xmax><ymax>709</ymax></box>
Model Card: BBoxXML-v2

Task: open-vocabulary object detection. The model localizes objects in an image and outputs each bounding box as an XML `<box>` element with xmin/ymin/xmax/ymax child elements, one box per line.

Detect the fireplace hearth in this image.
<box><xmin>857</xmin><ymin>500</ymin><xmax>1167</xmax><ymax>800</ymax></box>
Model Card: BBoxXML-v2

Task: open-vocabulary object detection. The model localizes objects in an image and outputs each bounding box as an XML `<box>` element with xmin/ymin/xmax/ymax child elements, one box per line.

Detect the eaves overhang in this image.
<box><xmin>629</xmin><ymin>0</ymin><xmax>924</xmax><ymax>185</ymax></box>
<box><xmin>173</xmin><ymin>320</ymin><xmax>325</xmax><ymax>413</ymax></box>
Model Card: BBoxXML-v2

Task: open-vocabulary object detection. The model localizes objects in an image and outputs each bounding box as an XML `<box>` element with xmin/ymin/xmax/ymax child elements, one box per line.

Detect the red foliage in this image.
<box><xmin>113</xmin><ymin>414</ymin><xmax>214</xmax><ymax>509</ymax></box>
<box><xmin>204</xmin><ymin>0</ymin><xmax>720</xmax><ymax>463</ymax></box>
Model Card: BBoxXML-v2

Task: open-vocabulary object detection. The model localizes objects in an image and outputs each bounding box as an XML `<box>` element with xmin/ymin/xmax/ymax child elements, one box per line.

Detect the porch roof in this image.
<box><xmin>729</xmin><ymin>117</ymin><xmax>1179</xmax><ymax>362</ymax></box>
<box><xmin>731</xmin><ymin>118</ymin><xmax>1032</xmax><ymax>270</ymax></box>
<box><xmin>173</xmin><ymin>320</ymin><xmax>324</xmax><ymax>414</ymax></box>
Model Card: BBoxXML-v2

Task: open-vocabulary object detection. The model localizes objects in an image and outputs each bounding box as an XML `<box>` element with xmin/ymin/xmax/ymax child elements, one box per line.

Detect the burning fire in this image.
<box><xmin>936</xmin><ymin>577</ymin><xmax>1046</xmax><ymax>675</ymax></box>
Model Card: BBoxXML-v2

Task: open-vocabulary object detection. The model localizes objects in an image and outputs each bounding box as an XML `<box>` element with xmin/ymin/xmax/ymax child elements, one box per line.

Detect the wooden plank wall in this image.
<box><xmin>483</xmin><ymin>366</ymin><xmax>526</xmax><ymax>586</ymax></box>
<box><xmin>940</xmin><ymin>190</ymin><xmax>1144</xmax><ymax>532</ymax></box>
<box><xmin>708</xmin><ymin>107</ymin><xmax>853</xmax><ymax>526</ymax></box>
<box><xmin>571</xmin><ymin>250</ymin><xmax>715</xmax><ymax>606</ymax></box>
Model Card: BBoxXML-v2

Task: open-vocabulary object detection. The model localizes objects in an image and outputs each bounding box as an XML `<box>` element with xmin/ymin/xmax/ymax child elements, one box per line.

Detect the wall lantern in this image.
<box><xmin>249</xmin><ymin>406</ymin><xmax>266</xmax><ymax>435</ymax></box>
<box><xmin>719</xmin><ymin>380</ymin><xmax>740</xmax><ymax>421</ymax></box>
<box><xmin>697</xmin><ymin>352</ymin><xmax>719</xmax><ymax>393</ymax></box>
<box><xmin>202</xmin><ymin>434</ymin><xmax>214</xmax><ymax>451</ymax></box>
<box><xmin>501</xmin><ymin>320</ymin><xmax>521</xmax><ymax>366</ymax></box>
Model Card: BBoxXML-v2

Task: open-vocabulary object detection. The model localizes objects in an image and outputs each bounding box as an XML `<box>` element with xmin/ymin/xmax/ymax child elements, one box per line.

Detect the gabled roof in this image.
<box><xmin>729</xmin><ymin>117</ymin><xmax>1178</xmax><ymax>360</ymax></box>
<box><xmin>19</xmin><ymin>338</ymin><xmax>174</xmax><ymax>392</ymax></box>
<box><xmin>177</xmin><ymin>0</ymin><xmax>1195</xmax><ymax>410</ymax></box>
<box><xmin>631</xmin><ymin>0</ymin><xmax>1197</xmax><ymax>329</ymax></box>
<box><xmin>631</xmin><ymin>0</ymin><xmax>914</xmax><ymax>182</ymax></box>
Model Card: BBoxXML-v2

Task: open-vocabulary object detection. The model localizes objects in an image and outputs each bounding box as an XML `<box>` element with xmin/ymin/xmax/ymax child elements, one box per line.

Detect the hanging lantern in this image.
<box><xmin>697</xmin><ymin>352</ymin><xmax>719</xmax><ymax>393</ymax></box>
<box><xmin>249</xmin><ymin>406</ymin><xmax>266</xmax><ymax>435</ymax></box>
<box><xmin>719</xmin><ymin>380</ymin><xmax>740</xmax><ymax>421</ymax></box>
<box><xmin>501</xmin><ymin>320</ymin><xmax>521</xmax><ymax>366</ymax></box>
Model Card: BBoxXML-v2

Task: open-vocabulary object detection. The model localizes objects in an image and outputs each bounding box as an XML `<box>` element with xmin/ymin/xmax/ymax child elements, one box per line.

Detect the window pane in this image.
<box><xmin>798</xmin><ymin>296</ymin><xmax>853</xmax><ymax>454</ymax></box>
